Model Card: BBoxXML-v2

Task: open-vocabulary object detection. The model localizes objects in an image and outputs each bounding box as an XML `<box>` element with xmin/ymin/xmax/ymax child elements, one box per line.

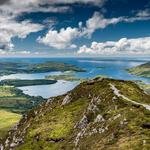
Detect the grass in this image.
<box><xmin>113</xmin><ymin>80</ymin><xmax>150</xmax><ymax>105</ymax></box>
<box><xmin>134</xmin><ymin>81</ymin><xmax>150</xmax><ymax>94</ymax></box>
<box><xmin>0</xmin><ymin>86</ymin><xmax>16</xmax><ymax>97</ymax></box>
<box><xmin>16</xmin><ymin>99</ymin><xmax>88</xmax><ymax>150</ymax></box>
<box><xmin>0</xmin><ymin>110</ymin><xmax>21</xmax><ymax>139</ymax></box>
<box><xmin>0</xmin><ymin>85</ymin><xmax>44</xmax><ymax>142</ymax></box>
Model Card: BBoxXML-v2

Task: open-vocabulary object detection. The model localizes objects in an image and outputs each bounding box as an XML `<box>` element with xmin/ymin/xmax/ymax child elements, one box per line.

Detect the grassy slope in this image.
<box><xmin>0</xmin><ymin>85</ymin><xmax>44</xmax><ymax>142</ymax></box>
<box><xmin>127</xmin><ymin>62</ymin><xmax>150</xmax><ymax>78</ymax></box>
<box><xmin>2</xmin><ymin>78</ymin><xmax>150</xmax><ymax>150</ymax></box>
<box><xmin>0</xmin><ymin>110</ymin><xmax>21</xmax><ymax>139</ymax></box>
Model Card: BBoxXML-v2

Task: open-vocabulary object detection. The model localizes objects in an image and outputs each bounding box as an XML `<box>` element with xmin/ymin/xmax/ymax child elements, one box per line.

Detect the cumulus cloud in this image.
<box><xmin>0</xmin><ymin>0</ymin><xmax>106</xmax><ymax>52</ymax></box>
<box><xmin>38</xmin><ymin>11</ymin><xmax>150</xmax><ymax>50</ymax></box>
<box><xmin>78</xmin><ymin>37</ymin><xmax>150</xmax><ymax>55</ymax></box>
<box><xmin>37</xmin><ymin>27</ymin><xmax>80</xmax><ymax>49</ymax></box>
<box><xmin>0</xmin><ymin>18</ymin><xmax>44</xmax><ymax>50</ymax></box>
<box><xmin>136</xmin><ymin>9</ymin><xmax>150</xmax><ymax>17</ymax></box>
<box><xmin>0</xmin><ymin>0</ymin><xmax>105</xmax><ymax>17</ymax></box>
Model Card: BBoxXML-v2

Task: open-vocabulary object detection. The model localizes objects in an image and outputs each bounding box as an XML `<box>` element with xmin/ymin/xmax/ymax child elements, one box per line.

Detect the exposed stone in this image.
<box><xmin>46</xmin><ymin>138</ymin><xmax>64</xmax><ymax>143</ymax></box>
<box><xmin>113</xmin><ymin>114</ymin><xmax>121</xmax><ymax>120</ymax></box>
<box><xmin>45</xmin><ymin>98</ymin><xmax>53</xmax><ymax>106</ymax></box>
<box><xmin>94</xmin><ymin>114</ymin><xmax>105</xmax><ymax>123</ymax></box>
<box><xmin>74</xmin><ymin>128</ymin><xmax>86</xmax><ymax>146</ymax></box>
<box><xmin>120</xmin><ymin>118</ymin><xmax>128</xmax><ymax>125</ymax></box>
<box><xmin>87</xmin><ymin>103</ymin><xmax>99</xmax><ymax>114</ymax></box>
<box><xmin>76</xmin><ymin>115</ymin><xmax>88</xmax><ymax>129</ymax></box>
<box><xmin>86</xmin><ymin>80</ymin><xmax>95</xmax><ymax>85</ymax></box>
<box><xmin>141</xmin><ymin>123</ymin><xmax>150</xmax><ymax>129</ymax></box>
<box><xmin>0</xmin><ymin>144</ymin><xmax>4</xmax><ymax>150</ymax></box>
<box><xmin>62</xmin><ymin>94</ymin><xmax>71</xmax><ymax>105</ymax></box>
<box><xmin>143</xmin><ymin>140</ymin><xmax>146</xmax><ymax>145</ymax></box>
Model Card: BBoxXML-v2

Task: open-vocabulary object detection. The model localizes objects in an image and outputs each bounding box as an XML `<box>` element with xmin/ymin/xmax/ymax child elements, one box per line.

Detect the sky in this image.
<box><xmin>0</xmin><ymin>0</ymin><xmax>150</xmax><ymax>57</ymax></box>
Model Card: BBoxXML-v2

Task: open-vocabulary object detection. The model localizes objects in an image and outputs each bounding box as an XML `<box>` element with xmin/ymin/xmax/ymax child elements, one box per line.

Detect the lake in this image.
<box><xmin>0</xmin><ymin>57</ymin><xmax>149</xmax><ymax>98</ymax></box>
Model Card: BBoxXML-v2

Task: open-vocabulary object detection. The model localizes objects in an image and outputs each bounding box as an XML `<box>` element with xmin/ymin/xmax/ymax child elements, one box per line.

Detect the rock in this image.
<box><xmin>141</xmin><ymin>123</ymin><xmax>150</xmax><ymax>129</ymax></box>
<box><xmin>74</xmin><ymin>128</ymin><xmax>86</xmax><ymax>146</ymax></box>
<box><xmin>76</xmin><ymin>115</ymin><xmax>88</xmax><ymax>129</ymax></box>
<box><xmin>86</xmin><ymin>80</ymin><xmax>95</xmax><ymax>85</ymax></box>
<box><xmin>94</xmin><ymin>114</ymin><xmax>105</xmax><ymax>123</ymax></box>
<box><xmin>62</xmin><ymin>94</ymin><xmax>71</xmax><ymax>105</ymax></box>
<box><xmin>46</xmin><ymin>138</ymin><xmax>64</xmax><ymax>143</ymax></box>
<box><xmin>113</xmin><ymin>114</ymin><xmax>121</xmax><ymax>120</ymax></box>
<box><xmin>0</xmin><ymin>144</ymin><xmax>4</xmax><ymax>150</ymax></box>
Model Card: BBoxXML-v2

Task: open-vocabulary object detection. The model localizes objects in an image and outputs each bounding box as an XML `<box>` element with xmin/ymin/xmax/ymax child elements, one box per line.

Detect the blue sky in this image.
<box><xmin>0</xmin><ymin>0</ymin><xmax>150</xmax><ymax>56</ymax></box>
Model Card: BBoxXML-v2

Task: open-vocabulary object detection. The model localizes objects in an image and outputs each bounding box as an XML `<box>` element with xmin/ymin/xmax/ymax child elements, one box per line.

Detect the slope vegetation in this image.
<box><xmin>1</xmin><ymin>78</ymin><xmax>150</xmax><ymax>150</ymax></box>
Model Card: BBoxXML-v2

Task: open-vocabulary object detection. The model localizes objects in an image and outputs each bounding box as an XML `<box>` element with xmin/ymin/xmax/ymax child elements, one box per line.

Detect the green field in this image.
<box><xmin>0</xmin><ymin>85</ymin><xmax>44</xmax><ymax>141</ymax></box>
<box><xmin>0</xmin><ymin>110</ymin><xmax>21</xmax><ymax>139</ymax></box>
<box><xmin>0</xmin><ymin>86</ymin><xmax>44</xmax><ymax>113</ymax></box>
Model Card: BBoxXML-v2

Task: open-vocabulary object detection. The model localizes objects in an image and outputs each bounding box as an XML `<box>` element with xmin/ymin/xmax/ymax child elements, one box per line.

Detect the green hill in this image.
<box><xmin>1</xmin><ymin>78</ymin><xmax>150</xmax><ymax>150</ymax></box>
<box><xmin>127</xmin><ymin>62</ymin><xmax>150</xmax><ymax>78</ymax></box>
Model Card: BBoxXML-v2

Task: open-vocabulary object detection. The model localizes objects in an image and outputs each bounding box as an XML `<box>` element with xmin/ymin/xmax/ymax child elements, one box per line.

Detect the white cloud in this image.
<box><xmin>78</xmin><ymin>37</ymin><xmax>150</xmax><ymax>55</ymax></box>
<box><xmin>37</xmin><ymin>27</ymin><xmax>79</xmax><ymax>49</ymax></box>
<box><xmin>0</xmin><ymin>0</ymin><xmax>106</xmax><ymax>51</ymax></box>
<box><xmin>136</xmin><ymin>9</ymin><xmax>150</xmax><ymax>17</ymax></box>
<box><xmin>82</xmin><ymin>12</ymin><xmax>150</xmax><ymax>37</ymax></box>
<box><xmin>0</xmin><ymin>0</ymin><xmax>105</xmax><ymax>17</ymax></box>
<box><xmin>0</xmin><ymin>18</ymin><xmax>44</xmax><ymax>50</ymax></box>
<box><xmin>38</xmin><ymin>11</ymin><xmax>150</xmax><ymax>50</ymax></box>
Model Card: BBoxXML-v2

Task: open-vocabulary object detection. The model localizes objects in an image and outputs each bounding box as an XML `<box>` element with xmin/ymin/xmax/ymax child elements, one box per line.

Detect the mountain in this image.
<box><xmin>1</xmin><ymin>78</ymin><xmax>150</xmax><ymax>150</ymax></box>
<box><xmin>127</xmin><ymin>62</ymin><xmax>150</xmax><ymax>78</ymax></box>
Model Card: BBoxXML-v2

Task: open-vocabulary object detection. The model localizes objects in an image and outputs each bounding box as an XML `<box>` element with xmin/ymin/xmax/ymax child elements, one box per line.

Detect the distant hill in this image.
<box><xmin>0</xmin><ymin>61</ymin><xmax>85</xmax><ymax>76</ymax></box>
<box><xmin>127</xmin><ymin>62</ymin><xmax>150</xmax><ymax>78</ymax></box>
<box><xmin>1</xmin><ymin>78</ymin><xmax>150</xmax><ymax>150</ymax></box>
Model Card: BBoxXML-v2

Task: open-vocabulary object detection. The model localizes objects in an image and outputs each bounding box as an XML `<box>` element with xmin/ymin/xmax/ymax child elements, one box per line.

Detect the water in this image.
<box><xmin>0</xmin><ymin>57</ymin><xmax>149</xmax><ymax>98</ymax></box>
<box><xmin>18</xmin><ymin>80</ymin><xmax>79</xmax><ymax>98</ymax></box>
<box><xmin>0</xmin><ymin>71</ymin><xmax>62</xmax><ymax>81</ymax></box>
